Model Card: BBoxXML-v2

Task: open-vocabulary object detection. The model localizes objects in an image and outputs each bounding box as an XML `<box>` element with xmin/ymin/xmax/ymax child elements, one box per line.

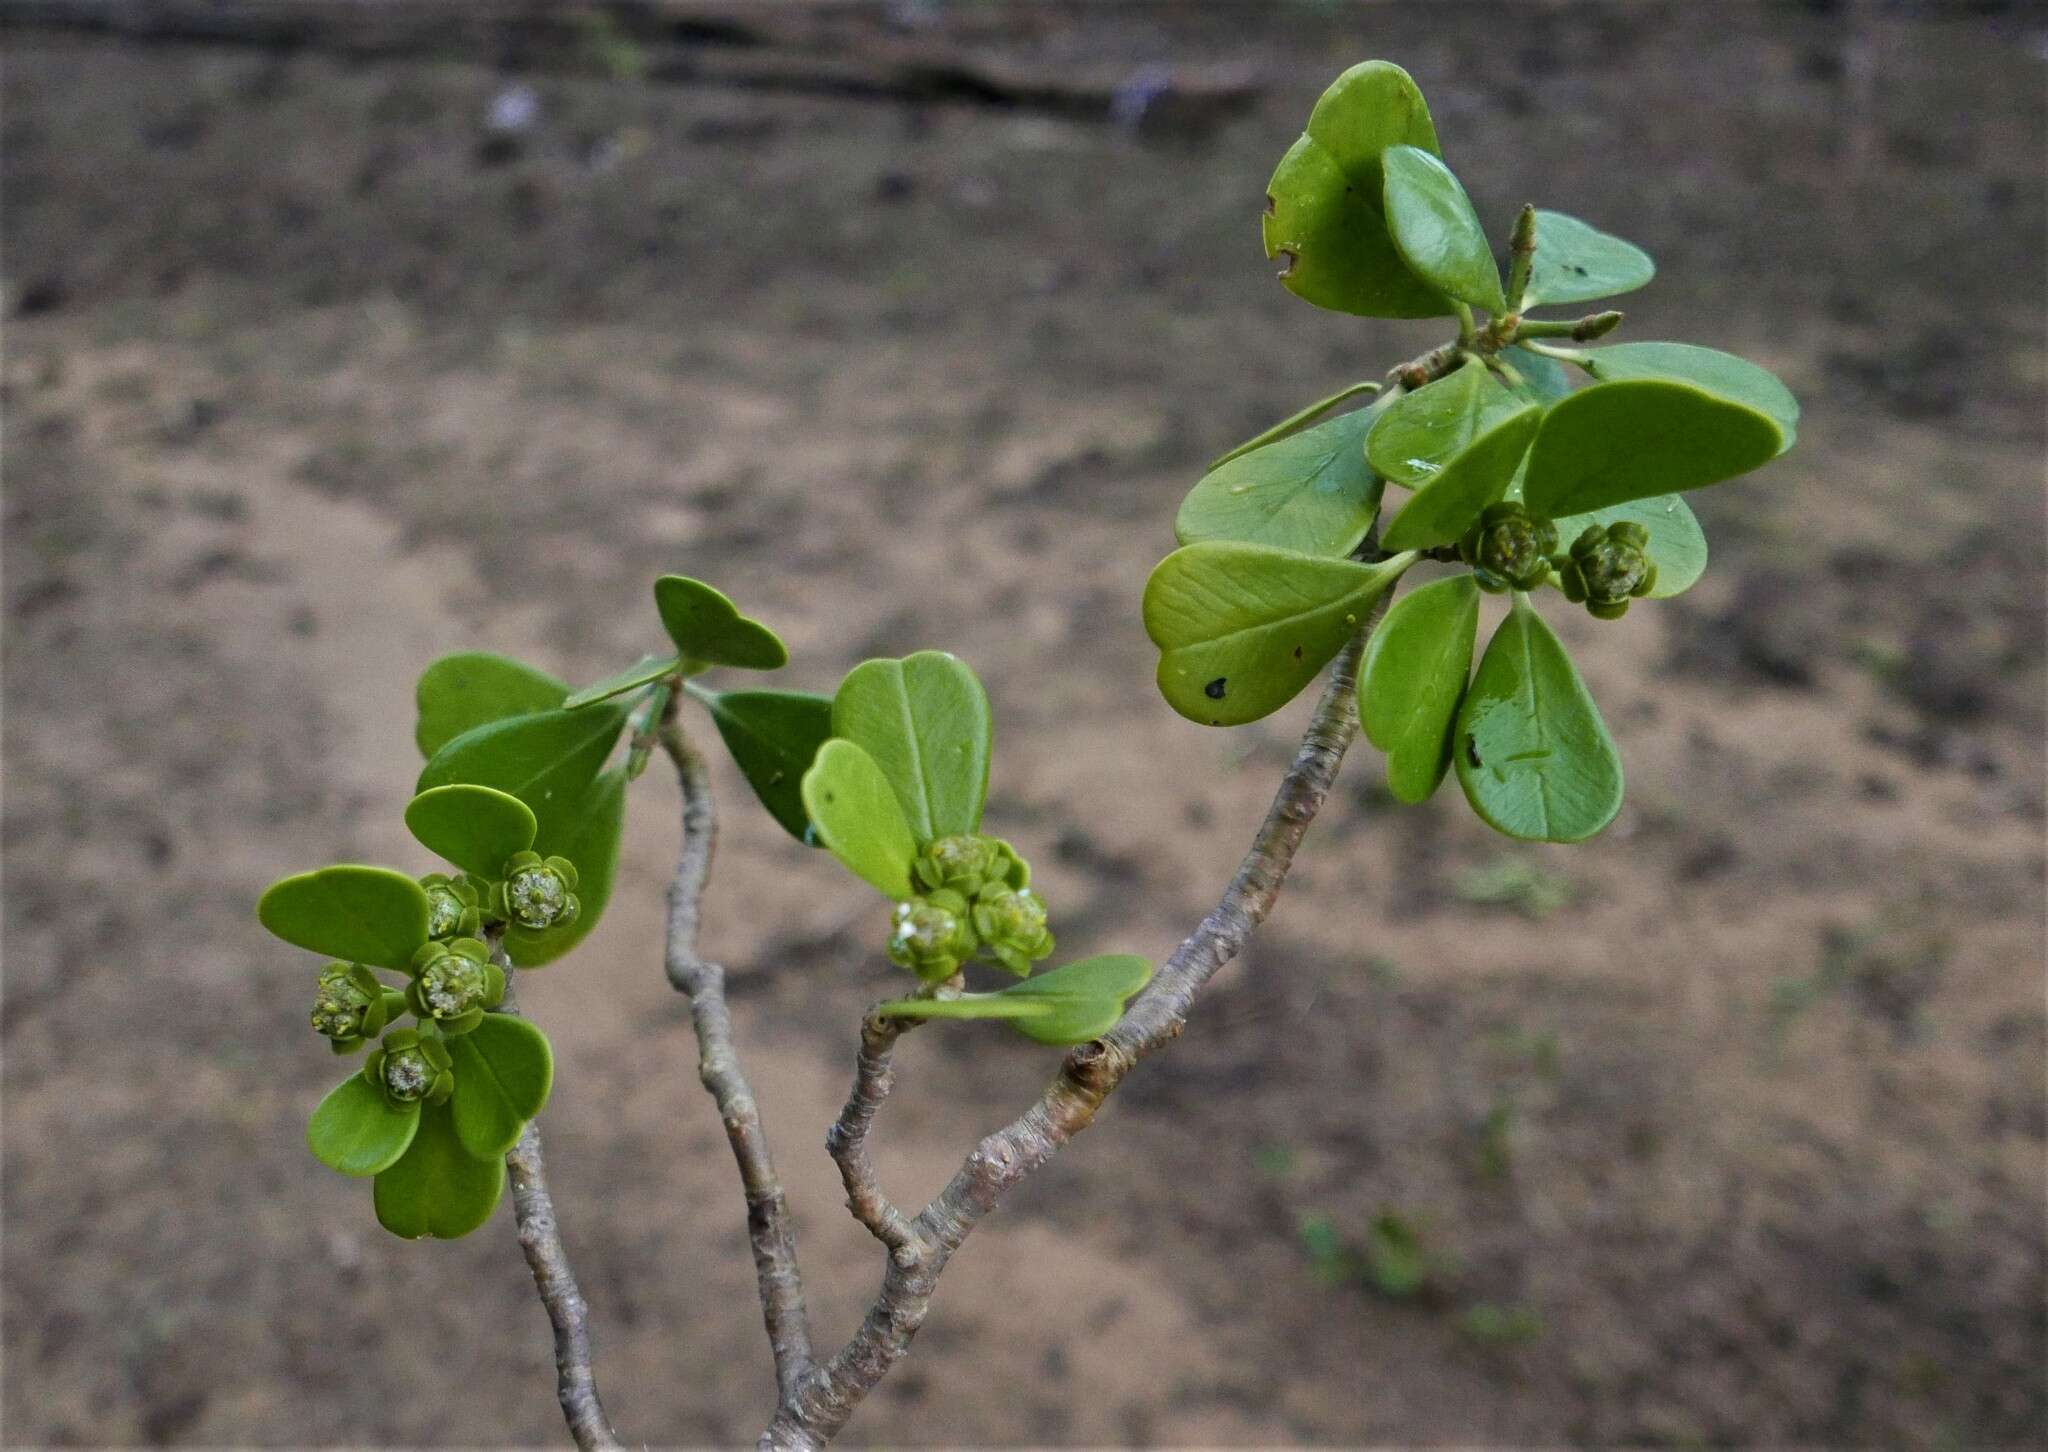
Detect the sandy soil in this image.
<box><xmin>4</xmin><ymin>3</ymin><xmax>2044</xmax><ymax>1446</ymax></box>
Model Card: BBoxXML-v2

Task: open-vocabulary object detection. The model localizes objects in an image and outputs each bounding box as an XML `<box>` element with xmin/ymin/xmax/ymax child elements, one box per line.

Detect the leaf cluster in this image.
<box><xmin>1152</xmin><ymin>60</ymin><xmax>1799</xmax><ymax>842</ymax></box>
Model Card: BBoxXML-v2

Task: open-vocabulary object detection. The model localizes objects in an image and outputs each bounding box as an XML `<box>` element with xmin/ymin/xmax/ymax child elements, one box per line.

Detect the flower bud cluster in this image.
<box><xmin>493</xmin><ymin>852</ymin><xmax>582</xmax><ymax>932</ymax></box>
<box><xmin>420</xmin><ymin>872</ymin><xmax>486</xmax><ymax>940</ymax></box>
<box><xmin>405</xmin><ymin>936</ymin><xmax>506</xmax><ymax>1036</ymax></box>
<box><xmin>886</xmin><ymin>834</ymin><xmax>1055</xmax><ymax>981</ymax></box>
<box><xmin>364</xmin><ymin>1026</ymin><xmax>454</xmax><ymax>1107</ymax></box>
<box><xmin>310</xmin><ymin>962</ymin><xmax>404</xmax><ymax>1054</ymax></box>
<box><xmin>1459</xmin><ymin>503</ymin><xmax>1558</xmax><ymax>593</ymax></box>
<box><xmin>1554</xmin><ymin>521</ymin><xmax>1657</xmax><ymax>619</ymax></box>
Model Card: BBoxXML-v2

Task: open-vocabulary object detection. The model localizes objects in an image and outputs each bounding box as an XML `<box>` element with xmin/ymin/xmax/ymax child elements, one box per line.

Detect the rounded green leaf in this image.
<box><xmin>800</xmin><ymin>739</ymin><xmax>919</xmax><ymax>899</ymax></box>
<box><xmin>416</xmin><ymin>700</ymin><xmax>631</xmax><ymax>852</ymax></box>
<box><xmin>1381</xmin><ymin>144</ymin><xmax>1505</xmax><ymax>313</ymax></box>
<box><xmin>307</xmin><ymin>1072</ymin><xmax>421</xmax><ymax>1177</ymax></box>
<box><xmin>875</xmin><ymin>953</ymin><xmax>1155</xmax><ymax>1046</ymax></box>
<box><xmin>1522</xmin><ymin>209</ymin><xmax>1655</xmax><ymax>307</ymax></box>
<box><xmin>1145</xmin><ymin>544</ymin><xmax>1416</xmax><ymax>727</ymax></box>
<box><xmin>372</xmin><ymin>1099</ymin><xmax>506</xmax><ymax>1240</ymax></box>
<box><xmin>415</xmin><ymin>653</ymin><xmax>568</xmax><ymax>760</ymax></box>
<box><xmin>1366</xmin><ymin>362</ymin><xmax>1532</xmax><ymax>488</ymax></box>
<box><xmin>1176</xmin><ymin>404</ymin><xmax>1386</xmax><ymax>557</ymax></box>
<box><xmin>832</xmin><ymin>652</ymin><xmax>992</xmax><ymax>843</ymax></box>
<box><xmin>403</xmin><ymin>784</ymin><xmax>538</xmax><ymax>878</ymax></box>
<box><xmin>563</xmin><ymin>654</ymin><xmax>680</xmax><ymax>711</ymax></box>
<box><xmin>1261</xmin><ymin>60</ymin><xmax>1449</xmax><ymax>319</ymax></box>
<box><xmin>1360</xmin><ymin>575</ymin><xmax>1480</xmax><ymax>804</ymax></box>
<box><xmin>1520</xmin><ymin>378</ymin><xmax>1786</xmax><ymax>519</ymax></box>
<box><xmin>1545</xmin><ymin>494</ymin><xmax>1707</xmax><ymax>599</ymax></box>
<box><xmin>446</xmin><ymin>1013</ymin><xmax>554</xmax><ymax>1159</ymax></box>
<box><xmin>504</xmin><ymin>767</ymin><xmax>626</xmax><ymax>967</ymax></box>
<box><xmin>1582</xmin><ymin>342</ymin><xmax>1798</xmax><ymax>451</ymax></box>
<box><xmin>697</xmin><ymin>687</ymin><xmax>835</xmax><ymax>844</ymax></box>
<box><xmin>1380</xmin><ymin>402</ymin><xmax>1541</xmax><ymax>552</ymax></box>
<box><xmin>258</xmin><ymin>865</ymin><xmax>430</xmax><ymax>970</ymax></box>
<box><xmin>1453</xmin><ymin>597</ymin><xmax>1623</xmax><ymax>843</ymax></box>
<box><xmin>653</xmin><ymin>576</ymin><xmax>788</xmax><ymax>671</ymax></box>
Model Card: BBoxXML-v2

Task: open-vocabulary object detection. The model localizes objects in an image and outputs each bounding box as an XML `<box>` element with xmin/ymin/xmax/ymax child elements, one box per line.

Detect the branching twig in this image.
<box><xmin>825</xmin><ymin>1014</ymin><xmax>921</xmax><ymax>1258</ymax></box>
<box><xmin>494</xmin><ymin>967</ymin><xmax>624</xmax><ymax>1452</ymax></box>
<box><xmin>762</xmin><ymin>615</ymin><xmax>1384</xmax><ymax>1449</ymax></box>
<box><xmin>659</xmin><ymin>717</ymin><xmax>817</xmax><ymax>1401</ymax></box>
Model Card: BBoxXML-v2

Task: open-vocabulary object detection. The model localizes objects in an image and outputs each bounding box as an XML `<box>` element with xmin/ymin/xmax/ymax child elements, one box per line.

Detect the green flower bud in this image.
<box><xmin>911</xmin><ymin>834</ymin><xmax>1033</xmax><ymax>895</ymax></box>
<box><xmin>363</xmin><ymin>1026</ymin><xmax>454</xmax><ymax>1107</ymax></box>
<box><xmin>887</xmin><ymin>890</ymin><xmax>979</xmax><ymax>982</ymax></box>
<box><xmin>406</xmin><ymin>937</ymin><xmax>504</xmax><ymax>1036</ymax></box>
<box><xmin>419</xmin><ymin>872</ymin><xmax>484</xmax><ymax>941</ymax></box>
<box><xmin>494</xmin><ymin>851</ymin><xmax>581</xmax><ymax>932</ymax></box>
<box><xmin>970</xmin><ymin>884</ymin><xmax>1054</xmax><ymax>978</ymax></box>
<box><xmin>309</xmin><ymin>962</ymin><xmax>399</xmax><ymax>1053</ymax></box>
<box><xmin>1458</xmin><ymin>502</ymin><xmax>1558</xmax><ymax>593</ymax></box>
<box><xmin>1557</xmin><ymin>521</ymin><xmax>1658</xmax><ymax>619</ymax></box>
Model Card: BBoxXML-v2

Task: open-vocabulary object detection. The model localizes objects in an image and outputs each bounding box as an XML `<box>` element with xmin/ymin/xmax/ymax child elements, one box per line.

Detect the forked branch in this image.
<box><xmin>763</xmin><ymin>616</ymin><xmax>1383</xmax><ymax>1448</ymax></box>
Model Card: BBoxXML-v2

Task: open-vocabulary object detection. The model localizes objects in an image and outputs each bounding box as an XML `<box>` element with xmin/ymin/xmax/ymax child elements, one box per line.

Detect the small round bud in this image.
<box><xmin>364</xmin><ymin>1027</ymin><xmax>454</xmax><ymax>1107</ymax></box>
<box><xmin>971</xmin><ymin>884</ymin><xmax>1054</xmax><ymax>977</ymax></box>
<box><xmin>406</xmin><ymin>937</ymin><xmax>503</xmax><ymax>1035</ymax></box>
<box><xmin>886</xmin><ymin>891</ymin><xmax>978</xmax><ymax>982</ymax></box>
<box><xmin>419</xmin><ymin>872</ymin><xmax>483</xmax><ymax>940</ymax></box>
<box><xmin>1460</xmin><ymin>503</ymin><xmax>1558</xmax><ymax>593</ymax></box>
<box><xmin>1567</xmin><ymin>521</ymin><xmax>1655</xmax><ymax>616</ymax></box>
<box><xmin>913</xmin><ymin>834</ymin><xmax>1001</xmax><ymax>894</ymax></box>
<box><xmin>309</xmin><ymin>962</ymin><xmax>394</xmax><ymax>1052</ymax></box>
<box><xmin>495</xmin><ymin>852</ymin><xmax>582</xmax><ymax>932</ymax></box>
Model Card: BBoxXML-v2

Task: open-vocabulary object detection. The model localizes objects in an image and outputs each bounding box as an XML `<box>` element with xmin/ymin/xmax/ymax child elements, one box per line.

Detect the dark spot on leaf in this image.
<box><xmin>1569</xmin><ymin>263</ymin><xmax>1589</xmax><ymax>275</ymax></box>
<box><xmin>1465</xmin><ymin>735</ymin><xmax>1482</xmax><ymax>768</ymax></box>
<box><xmin>1293</xmin><ymin>645</ymin><xmax>1303</xmax><ymax>659</ymax></box>
<box><xmin>1204</xmin><ymin>678</ymin><xmax>1228</xmax><ymax>699</ymax></box>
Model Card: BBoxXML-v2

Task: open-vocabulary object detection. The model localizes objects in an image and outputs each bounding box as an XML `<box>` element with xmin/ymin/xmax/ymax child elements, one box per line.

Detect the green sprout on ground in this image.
<box><xmin>258</xmin><ymin>58</ymin><xmax>1796</xmax><ymax>1449</ymax></box>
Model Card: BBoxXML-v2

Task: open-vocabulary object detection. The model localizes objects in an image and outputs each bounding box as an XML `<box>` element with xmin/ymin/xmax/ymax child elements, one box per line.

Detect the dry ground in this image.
<box><xmin>4</xmin><ymin>3</ymin><xmax>2044</xmax><ymax>1446</ymax></box>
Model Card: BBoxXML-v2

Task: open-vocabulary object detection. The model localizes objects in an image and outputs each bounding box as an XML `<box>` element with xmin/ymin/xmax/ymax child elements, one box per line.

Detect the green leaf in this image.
<box><xmin>414</xmin><ymin>653</ymin><xmax>568</xmax><ymax>760</ymax></box>
<box><xmin>373</xmin><ymin>1099</ymin><xmax>506</xmax><ymax>1240</ymax></box>
<box><xmin>1501</xmin><ymin>345</ymin><xmax>1574</xmax><ymax>403</ymax></box>
<box><xmin>416</xmin><ymin>701</ymin><xmax>631</xmax><ymax>851</ymax></box>
<box><xmin>563</xmin><ymin>654</ymin><xmax>678</xmax><ymax>711</ymax></box>
<box><xmin>1523</xmin><ymin>210</ymin><xmax>1654</xmax><ymax>308</ymax></box>
<box><xmin>1176</xmin><ymin>404</ymin><xmax>1387</xmax><ymax>558</ymax></box>
<box><xmin>446</xmin><ymin>1013</ymin><xmax>554</xmax><ymax>1159</ymax></box>
<box><xmin>403</xmin><ymin>784</ymin><xmax>538</xmax><ymax>879</ymax></box>
<box><xmin>258</xmin><ymin>865</ymin><xmax>430</xmax><ymax>970</ymax></box>
<box><xmin>1547</xmin><ymin>494</ymin><xmax>1707</xmax><ymax>599</ymax></box>
<box><xmin>1366</xmin><ymin>361</ymin><xmax>1531</xmax><ymax>488</ymax></box>
<box><xmin>875</xmin><ymin>954</ymin><xmax>1155</xmax><ymax>1046</ymax></box>
<box><xmin>1360</xmin><ymin>575</ymin><xmax>1480</xmax><ymax>804</ymax></box>
<box><xmin>307</xmin><ymin>1073</ymin><xmax>420</xmax><ymax>1177</ymax></box>
<box><xmin>1144</xmin><ymin>544</ymin><xmax>1415</xmax><ymax>726</ymax></box>
<box><xmin>504</xmin><ymin>767</ymin><xmax>627</xmax><ymax>967</ymax></box>
<box><xmin>1261</xmin><ymin>60</ymin><xmax>1449</xmax><ymax>319</ymax></box>
<box><xmin>1207</xmin><ymin>379</ymin><xmax>1382</xmax><ymax>472</ymax></box>
<box><xmin>1453</xmin><ymin>597</ymin><xmax>1623</xmax><ymax>843</ymax></box>
<box><xmin>832</xmin><ymin>652</ymin><xmax>991</xmax><ymax>843</ymax></box>
<box><xmin>1520</xmin><ymin>378</ymin><xmax>1786</xmax><ymax>518</ymax></box>
<box><xmin>1381</xmin><ymin>144</ymin><xmax>1505</xmax><ymax>313</ymax></box>
<box><xmin>1380</xmin><ymin>401</ymin><xmax>1541</xmax><ymax>552</ymax></box>
<box><xmin>800</xmin><ymin>739</ymin><xmax>919</xmax><ymax>899</ymax></box>
<box><xmin>697</xmin><ymin>687</ymin><xmax>835</xmax><ymax>844</ymax></box>
<box><xmin>653</xmin><ymin>576</ymin><xmax>788</xmax><ymax>671</ymax></box>
<box><xmin>1582</xmin><ymin>342</ymin><xmax>1798</xmax><ymax>450</ymax></box>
